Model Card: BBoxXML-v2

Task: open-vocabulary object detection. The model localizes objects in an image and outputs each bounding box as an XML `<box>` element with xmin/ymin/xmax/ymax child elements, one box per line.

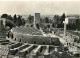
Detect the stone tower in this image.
<box><xmin>0</xmin><ymin>18</ymin><xmax>6</xmax><ymax>39</ymax></box>
<box><xmin>34</xmin><ymin>13</ymin><xmax>40</xmax><ymax>29</ymax></box>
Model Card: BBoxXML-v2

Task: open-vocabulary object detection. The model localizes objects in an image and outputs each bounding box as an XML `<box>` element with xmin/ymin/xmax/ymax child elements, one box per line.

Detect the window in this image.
<box><xmin>25</xmin><ymin>41</ymin><xmax>26</xmax><ymax>43</ymax></box>
<box><xmin>34</xmin><ymin>41</ymin><xmax>36</xmax><ymax>44</ymax></box>
<box><xmin>8</xmin><ymin>32</ymin><xmax>9</xmax><ymax>38</ymax></box>
<box><xmin>15</xmin><ymin>38</ymin><xmax>16</xmax><ymax>41</ymax></box>
<box><xmin>11</xmin><ymin>34</ymin><xmax>13</xmax><ymax>39</ymax></box>
<box><xmin>20</xmin><ymin>39</ymin><xmax>21</xmax><ymax>42</ymax></box>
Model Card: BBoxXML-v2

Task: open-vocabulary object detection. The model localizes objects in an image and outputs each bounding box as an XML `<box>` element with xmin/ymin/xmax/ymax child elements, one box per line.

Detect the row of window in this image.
<box><xmin>14</xmin><ymin>38</ymin><xmax>21</xmax><ymax>42</ymax></box>
<box><xmin>7</xmin><ymin>32</ymin><xmax>13</xmax><ymax>38</ymax></box>
<box><xmin>14</xmin><ymin>38</ymin><xmax>46</xmax><ymax>44</ymax></box>
<box><xmin>14</xmin><ymin>38</ymin><xmax>55</xmax><ymax>45</ymax></box>
<box><xmin>7</xmin><ymin>32</ymin><xmax>55</xmax><ymax>45</ymax></box>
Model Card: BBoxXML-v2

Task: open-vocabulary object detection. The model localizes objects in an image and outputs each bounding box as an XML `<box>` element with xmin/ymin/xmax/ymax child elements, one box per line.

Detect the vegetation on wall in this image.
<box><xmin>1</xmin><ymin>14</ymin><xmax>26</xmax><ymax>28</ymax></box>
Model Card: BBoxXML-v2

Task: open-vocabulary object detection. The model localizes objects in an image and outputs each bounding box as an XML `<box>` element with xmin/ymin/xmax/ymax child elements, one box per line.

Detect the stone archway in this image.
<box><xmin>15</xmin><ymin>38</ymin><xmax>16</xmax><ymax>41</ymax></box>
<box><xmin>20</xmin><ymin>39</ymin><xmax>21</xmax><ymax>42</ymax></box>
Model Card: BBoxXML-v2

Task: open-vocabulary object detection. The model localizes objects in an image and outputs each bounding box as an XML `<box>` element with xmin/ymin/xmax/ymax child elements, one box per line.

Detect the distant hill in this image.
<box><xmin>66</xmin><ymin>14</ymin><xmax>80</xmax><ymax>17</ymax></box>
<box><xmin>21</xmin><ymin>14</ymin><xmax>54</xmax><ymax>20</ymax></box>
<box><xmin>21</xmin><ymin>15</ymin><xmax>29</xmax><ymax>20</ymax></box>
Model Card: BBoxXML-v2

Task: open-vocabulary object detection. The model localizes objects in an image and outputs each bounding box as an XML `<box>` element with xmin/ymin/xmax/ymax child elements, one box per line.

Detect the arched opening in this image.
<box><xmin>15</xmin><ymin>38</ymin><xmax>16</xmax><ymax>41</ymax></box>
<box><xmin>20</xmin><ymin>39</ymin><xmax>21</xmax><ymax>42</ymax></box>
<box><xmin>25</xmin><ymin>41</ymin><xmax>26</xmax><ymax>43</ymax></box>
<box><xmin>43</xmin><ymin>42</ymin><xmax>45</xmax><ymax>45</ymax></box>
<box><xmin>8</xmin><ymin>32</ymin><xmax>9</xmax><ymax>38</ymax></box>
<box><xmin>11</xmin><ymin>34</ymin><xmax>13</xmax><ymax>39</ymax></box>
<box><xmin>31</xmin><ymin>25</ymin><xmax>33</xmax><ymax>27</ymax></box>
<box><xmin>34</xmin><ymin>41</ymin><xmax>36</xmax><ymax>44</ymax></box>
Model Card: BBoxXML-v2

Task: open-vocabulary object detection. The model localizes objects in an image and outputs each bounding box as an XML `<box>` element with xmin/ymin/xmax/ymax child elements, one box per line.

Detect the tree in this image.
<box><xmin>13</xmin><ymin>14</ymin><xmax>17</xmax><ymax>23</ymax></box>
<box><xmin>6</xmin><ymin>20</ymin><xmax>15</xmax><ymax>28</ymax></box>
<box><xmin>7</xmin><ymin>15</ymin><xmax>13</xmax><ymax>21</ymax></box>
<box><xmin>61</xmin><ymin>13</ymin><xmax>65</xmax><ymax>21</ymax></box>
<box><xmin>17</xmin><ymin>15</ymin><xmax>22</xmax><ymax>26</ymax></box>
<box><xmin>21</xmin><ymin>18</ymin><xmax>26</xmax><ymax>26</ymax></box>
<box><xmin>1</xmin><ymin>14</ymin><xmax>8</xmax><ymax>18</ymax></box>
<box><xmin>28</xmin><ymin>15</ymin><xmax>34</xmax><ymax>23</ymax></box>
<box><xmin>60</xmin><ymin>13</ymin><xmax>65</xmax><ymax>28</ymax></box>
<box><xmin>76</xmin><ymin>19</ymin><xmax>80</xmax><ymax>30</ymax></box>
<box><xmin>1</xmin><ymin>14</ymin><xmax>26</xmax><ymax>28</ymax></box>
<box><xmin>44</xmin><ymin>17</ymin><xmax>49</xmax><ymax>23</ymax></box>
<box><xmin>53</xmin><ymin>15</ymin><xmax>60</xmax><ymax>28</ymax></box>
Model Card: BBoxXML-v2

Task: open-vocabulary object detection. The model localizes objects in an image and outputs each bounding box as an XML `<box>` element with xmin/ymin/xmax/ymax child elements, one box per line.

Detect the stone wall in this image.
<box><xmin>10</xmin><ymin>32</ymin><xmax>61</xmax><ymax>46</ymax></box>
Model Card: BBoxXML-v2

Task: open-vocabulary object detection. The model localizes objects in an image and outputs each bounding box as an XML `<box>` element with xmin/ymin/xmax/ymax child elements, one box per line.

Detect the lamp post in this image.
<box><xmin>63</xmin><ymin>18</ymin><xmax>68</xmax><ymax>46</ymax></box>
<box><xmin>34</xmin><ymin>14</ymin><xmax>36</xmax><ymax>28</ymax></box>
<box><xmin>63</xmin><ymin>21</ymin><xmax>66</xmax><ymax>39</ymax></box>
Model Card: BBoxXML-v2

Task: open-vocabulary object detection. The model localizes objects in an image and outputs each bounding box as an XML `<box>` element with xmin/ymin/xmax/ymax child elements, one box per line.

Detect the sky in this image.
<box><xmin>0</xmin><ymin>1</ymin><xmax>80</xmax><ymax>15</ymax></box>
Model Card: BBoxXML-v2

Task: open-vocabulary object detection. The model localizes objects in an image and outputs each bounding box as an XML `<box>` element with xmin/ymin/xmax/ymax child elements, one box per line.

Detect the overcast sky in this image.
<box><xmin>0</xmin><ymin>1</ymin><xmax>80</xmax><ymax>15</ymax></box>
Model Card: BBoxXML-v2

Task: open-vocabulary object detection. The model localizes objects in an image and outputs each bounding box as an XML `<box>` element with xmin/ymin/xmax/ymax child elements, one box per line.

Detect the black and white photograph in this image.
<box><xmin>0</xmin><ymin>1</ymin><xmax>80</xmax><ymax>58</ymax></box>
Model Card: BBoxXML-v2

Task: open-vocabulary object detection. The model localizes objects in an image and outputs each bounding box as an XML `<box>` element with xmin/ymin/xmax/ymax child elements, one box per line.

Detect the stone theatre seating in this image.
<box><xmin>10</xmin><ymin>42</ymin><xmax>22</xmax><ymax>49</ymax></box>
<box><xmin>31</xmin><ymin>45</ymin><xmax>42</xmax><ymax>55</ymax></box>
<box><xmin>43</xmin><ymin>45</ymin><xmax>50</xmax><ymax>56</ymax></box>
<box><xmin>12</xmin><ymin>27</ymin><xmax>43</xmax><ymax>35</ymax></box>
<box><xmin>9</xmin><ymin>42</ymin><xmax>64</xmax><ymax>58</ymax></box>
<box><xmin>0</xmin><ymin>39</ymin><xmax>9</xmax><ymax>45</ymax></box>
<box><xmin>19</xmin><ymin>45</ymin><xmax>34</xmax><ymax>56</ymax></box>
